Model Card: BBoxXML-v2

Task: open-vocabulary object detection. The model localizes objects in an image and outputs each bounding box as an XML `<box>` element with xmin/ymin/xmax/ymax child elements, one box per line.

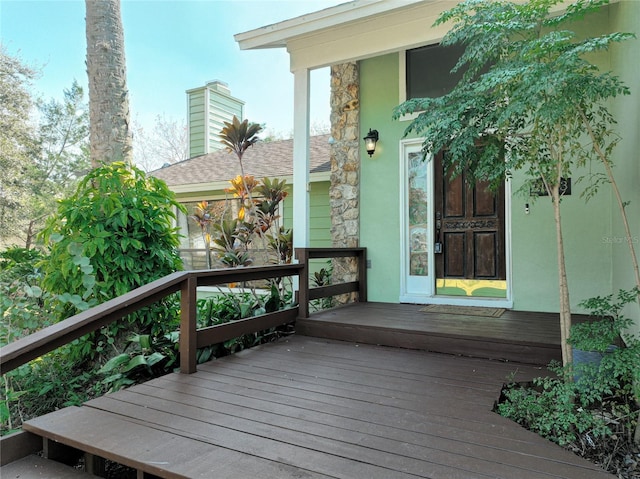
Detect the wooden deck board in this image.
<box><xmin>22</xmin><ymin>336</ymin><xmax>611</xmax><ymax>479</ymax></box>
<box><xmin>297</xmin><ymin>303</ymin><xmax>564</xmax><ymax>364</ymax></box>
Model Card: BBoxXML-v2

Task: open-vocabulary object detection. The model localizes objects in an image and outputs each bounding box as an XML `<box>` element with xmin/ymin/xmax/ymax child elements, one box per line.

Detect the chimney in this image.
<box><xmin>186</xmin><ymin>80</ymin><xmax>245</xmax><ymax>157</ymax></box>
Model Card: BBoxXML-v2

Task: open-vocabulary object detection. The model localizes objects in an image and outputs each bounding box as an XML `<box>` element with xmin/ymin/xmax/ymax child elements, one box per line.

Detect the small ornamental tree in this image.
<box><xmin>203</xmin><ymin>117</ymin><xmax>292</xmax><ymax>268</ymax></box>
<box><xmin>394</xmin><ymin>0</ymin><xmax>635</xmax><ymax>366</ymax></box>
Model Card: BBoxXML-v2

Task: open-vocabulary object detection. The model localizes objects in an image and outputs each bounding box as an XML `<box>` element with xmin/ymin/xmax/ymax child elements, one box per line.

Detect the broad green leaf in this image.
<box><xmin>100</xmin><ymin>354</ymin><xmax>131</xmax><ymax>373</ymax></box>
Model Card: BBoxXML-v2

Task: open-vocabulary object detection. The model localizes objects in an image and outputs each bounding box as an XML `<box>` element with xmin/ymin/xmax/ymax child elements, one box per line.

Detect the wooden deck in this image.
<box><xmin>18</xmin><ymin>335</ymin><xmax>611</xmax><ymax>479</ymax></box>
<box><xmin>298</xmin><ymin>302</ymin><xmax>563</xmax><ymax>365</ymax></box>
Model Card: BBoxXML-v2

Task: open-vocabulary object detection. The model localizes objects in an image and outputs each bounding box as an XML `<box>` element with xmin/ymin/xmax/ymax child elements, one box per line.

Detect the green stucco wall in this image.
<box><xmin>359</xmin><ymin>2</ymin><xmax>639</xmax><ymax>316</ymax></box>
<box><xmin>609</xmin><ymin>1</ymin><xmax>640</xmax><ymax>332</ymax></box>
<box><xmin>360</xmin><ymin>53</ymin><xmax>405</xmax><ymax>303</ymax></box>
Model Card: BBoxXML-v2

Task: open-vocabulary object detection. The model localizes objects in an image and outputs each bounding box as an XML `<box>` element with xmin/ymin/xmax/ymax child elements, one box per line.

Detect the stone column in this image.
<box><xmin>329</xmin><ymin>62</ymin><xmax>360</xmax><ymax>301</ymax></box>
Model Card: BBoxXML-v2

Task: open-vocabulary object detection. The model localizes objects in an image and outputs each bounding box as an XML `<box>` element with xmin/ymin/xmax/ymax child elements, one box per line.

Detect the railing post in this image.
<box><xmin>180</xmin><ymin>275</ymin><xmax>198</xmax><ymax>374</ymax></box>
<box><xmin>295</xmin><ymin>248</ymin><xmax>310</xmax><ymax>319</ymax></box>
<box><xmin>358</xmin><ymin>248</ymin><xmax>368</xmax><ymax>302</ymax></box>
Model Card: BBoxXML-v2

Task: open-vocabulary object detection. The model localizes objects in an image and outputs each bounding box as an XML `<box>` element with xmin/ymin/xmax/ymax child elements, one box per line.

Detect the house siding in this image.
<box><xmin>188</xmin><ymin>91</ymin><xmax>206</xmax><ymax>158</ymax></box>
<box><xmin>283</xmin><ymin>181</ymin><xmax>331</xmax><ymax>248</ymax></box>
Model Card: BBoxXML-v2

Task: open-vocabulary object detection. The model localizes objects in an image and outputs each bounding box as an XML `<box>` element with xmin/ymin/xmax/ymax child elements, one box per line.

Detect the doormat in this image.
<box><xmin>419</xmin><ymin>305</ymin><xmax>505</xmax><ymax>318</ymax></box>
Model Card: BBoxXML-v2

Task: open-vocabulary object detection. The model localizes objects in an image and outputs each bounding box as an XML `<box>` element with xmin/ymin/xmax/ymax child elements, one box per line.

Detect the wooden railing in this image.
<box><xmin>0</xmin><ymin>247</ymin><xmax>367</xmax><ymax>376</ymax></box>
<box><xmin>296</xmin><ymin>247</ymin><xmax>367</xmax><ymax>319</ymax></box>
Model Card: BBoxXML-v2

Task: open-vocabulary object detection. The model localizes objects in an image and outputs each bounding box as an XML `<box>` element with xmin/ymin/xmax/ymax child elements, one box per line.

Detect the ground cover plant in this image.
<box><xmin>496</xmin><ymin>288</ymin><xmax>640</xmax><ymax>478</ymax></box>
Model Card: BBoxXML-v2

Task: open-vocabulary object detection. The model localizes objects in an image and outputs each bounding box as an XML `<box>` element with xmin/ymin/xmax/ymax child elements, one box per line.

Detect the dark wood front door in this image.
<box><xmin>434</xmin><ymin>151</ymin><xmax>506</xmax><ymax>281</ymax></box>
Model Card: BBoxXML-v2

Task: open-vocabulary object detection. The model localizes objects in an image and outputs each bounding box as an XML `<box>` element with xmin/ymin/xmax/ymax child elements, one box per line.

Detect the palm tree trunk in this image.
<box><xmin>85</xmin><ymin>0</ymin><xmax>133</xmax><ymax>167</ymax></box>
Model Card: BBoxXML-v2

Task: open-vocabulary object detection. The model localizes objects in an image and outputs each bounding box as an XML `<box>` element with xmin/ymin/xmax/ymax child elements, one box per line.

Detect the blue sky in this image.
<box><xmin>1</xmin><ymin>0</ymin><xmax>343</xmax><ymax>136</ymax></box>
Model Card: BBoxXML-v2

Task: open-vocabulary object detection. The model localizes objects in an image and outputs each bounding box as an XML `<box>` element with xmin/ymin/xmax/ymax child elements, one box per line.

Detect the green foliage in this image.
<box><xmin>310</xmin><ymin>261</ymin><xmax>335</xmax><ymax>311</ymax></box>
<box><xmin>570</xmin><ymin>288</ymin><xmax>639</xmax><ymax>352</ymax></box>
<box><xmin>0</xmin><ymin>48</ymin><xmax>90</xmax><ymax>248</ymax></box>
<box><xmin>497</xmin><ymin>367</ymin><xmax>610</xmax><ymax>446</ymax></box>
<box><xmin>394</xmin><ymin>0</ymin><xmax>633</xmax><ymax>188</ymax></box>
<box><xmin>39</xmin><ymin>162</ymin><xmax>185</xmax><ymax>360</ymax></box>
<box><xmin>569</xmin><ymin>288</ymin><xmax>640</xmax><ymax>400</ymax></box>
<box><xmin>498</xmin><ymin>289</ymin><xmax>640</xmax><ymax>453</ymax></box>
<box><xmin>32</xmin><ymin>80</ymin><xmax>90</xmax><ymax>225</ymax></box>
<box><xmin>195</xmin><ymin>287</ymin><xmax>294</xmax><ymax>357</ymax></box>
<box><xmin>1</xmin><ymin>245</ymin><xmax>103</xmax><ymax>434</ymax></box>
<box><xmin>2</xmin><ymin>346</ymin><xmax>104</xmax><ymax>435</ymax></box>
<box><xmin>98</xmin><ymin>333</ymin><xmax>179</xmax><ymax>392</ymax></box>
<box><xmin>0</xmin><ymin>47</ymin><xmax>38</xmax><ymax>247</ymax></box>
<box><xmin>0</xmin><ymin>246</ymin><xmax>96</xmax><ymax>349</ymax></box>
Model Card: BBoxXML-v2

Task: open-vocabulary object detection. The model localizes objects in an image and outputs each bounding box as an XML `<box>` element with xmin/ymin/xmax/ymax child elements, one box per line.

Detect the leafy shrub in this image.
<box><xmin>497</xmin><ymin>366</ymin><xmax>611</xmax><ymax>446</ymax></box>
<box><xmin>2</xmin><ymin>345</ymin><xmax>104</xmax><ymax>435</ymax></box>
<box><xmin>196</xmin><ymin>286</ymin><xmax>294</xmax><ymax>356</ymax></box>
<box><xmin>497</xmin><ymin>288</ymin><xmax>640</xmax><ymax>475</ymax></box>
<box><xmin>98</xmin><ymin>332</ymin><xmax>179</xmax><ymax>392</ymax></box>
<box><xmin>1</xmin><ymin>245</ymin><xmax>104</xmax><ymax>434</ymax></box>
<box><xmin>310</xmin><ymin>261</ymin><xmax>335</xmax><ymax>311</ymax></box>
<box><xmin>39</xmin><ymin>162</ymin><xmax>185</xmax><ymax>361</ymax></box>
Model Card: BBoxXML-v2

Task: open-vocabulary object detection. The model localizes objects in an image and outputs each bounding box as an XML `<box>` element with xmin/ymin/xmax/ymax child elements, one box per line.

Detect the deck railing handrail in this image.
<box><xmin>295</xmin><ymin>247</ymin><xmax>367</xmax><ymax>319</ymax></box>
<box><xmin>0</xmin><ymin>247</ymin><xmax>367</xmax><ymax>376</ymax></box>
<box><xmin>0</xmin><ymin>264</ymin><xmax>302</xmax><ymax>376</ymax></box>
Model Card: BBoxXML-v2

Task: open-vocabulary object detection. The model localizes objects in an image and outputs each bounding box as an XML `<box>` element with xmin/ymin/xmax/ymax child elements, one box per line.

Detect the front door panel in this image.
<box><xmin>434</xmin><ymin>151</ymin><xmax>506</xmax><ymax>285</ymax></box>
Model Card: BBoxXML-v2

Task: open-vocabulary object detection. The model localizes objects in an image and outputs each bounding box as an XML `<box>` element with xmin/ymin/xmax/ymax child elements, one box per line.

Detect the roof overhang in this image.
<box><xmin>235</xmin><ymin>0</ymin><xmax>579</xmax><ymax>71</ymax></box>
<box><xmin>235</xmin><ymin>0</ymin><xmax>454</xmax><ymax>70</ymax></box>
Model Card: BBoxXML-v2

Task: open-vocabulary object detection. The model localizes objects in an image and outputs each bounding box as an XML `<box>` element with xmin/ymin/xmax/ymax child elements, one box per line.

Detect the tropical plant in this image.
<box><xmin>219</xmin><ymin>116</ymin><xmax>261</xmax><ymax>181</ymax></box>
<box><xmin>189</xmin><ymin>200</ymin><xmax>217</xmax><ymax>268</ymax></box>
<box><xmin>393</xmin><ymin>0</ymin><xmax>635</xmax><ymax>366</ymax></box>
<box><xmin>310</xmin><ymin>261</ymin><xmax>335</xmax><ymax>311</ymax></box>
<box><xmin>192</xmin><ymin>117</ymin><xmax>291</xmax><ymax>269</ymax></box>
<box><xmin>98</xmin><ymin>332</ymin><xmax>180</xmax><ymax>392</ymax></box>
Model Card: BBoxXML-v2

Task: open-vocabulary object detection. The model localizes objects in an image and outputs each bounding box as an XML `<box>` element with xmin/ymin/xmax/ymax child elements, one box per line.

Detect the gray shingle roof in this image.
<box><xmin>150</xmin><ymin>135</ymin><xmax>331</xmax><ymax>187</ymax></box>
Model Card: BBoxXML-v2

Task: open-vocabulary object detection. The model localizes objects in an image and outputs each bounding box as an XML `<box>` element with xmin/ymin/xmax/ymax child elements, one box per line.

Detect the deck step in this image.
<box><xmin>0</xmin><ymin>454</ymin><xmax>100</xmax><ymax>478</ymax></box>
<box><xmin>297</xmin><ymin>303</ymin><xmax>562</xmax><ymax>365</ymax></box>
<box><xmin>22</xmin><ymin>405</ymin><xmax>329</xmax><ymax>479</ymax></box>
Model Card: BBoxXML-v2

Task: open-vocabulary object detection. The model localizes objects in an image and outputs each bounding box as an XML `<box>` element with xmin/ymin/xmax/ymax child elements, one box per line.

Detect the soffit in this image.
<box><xmin>287</xmin><ymin>1</ymin><xmax>453</xmax><ymax>70</ymax></box>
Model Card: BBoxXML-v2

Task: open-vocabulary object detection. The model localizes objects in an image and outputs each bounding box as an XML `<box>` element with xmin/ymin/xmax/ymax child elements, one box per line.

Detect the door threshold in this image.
<box><xmin>400</xmin><ymin>295</ymin><xmax>513</xmax><ymax>309</ymax></box>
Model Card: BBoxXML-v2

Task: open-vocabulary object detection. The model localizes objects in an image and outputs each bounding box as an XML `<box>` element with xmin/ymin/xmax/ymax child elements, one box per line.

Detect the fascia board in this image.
<box><xmin>169</xmin><ymin>171</ymin><xmax>330</xmax><ymax>195</ymax></box>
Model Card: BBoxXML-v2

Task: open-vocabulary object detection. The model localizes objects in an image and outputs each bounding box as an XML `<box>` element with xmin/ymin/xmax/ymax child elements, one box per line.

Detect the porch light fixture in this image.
<box><xmin>363</xmin><ymin>129</ymin><xmax>379</xmax><ymax>157</ymax></box>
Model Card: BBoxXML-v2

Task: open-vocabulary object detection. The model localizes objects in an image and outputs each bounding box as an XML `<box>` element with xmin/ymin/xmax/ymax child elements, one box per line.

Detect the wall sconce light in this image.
<box><xmin>363</xmin><ymin>129</ymin><xmax>379</xmax><ymax>157</ymax></box>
